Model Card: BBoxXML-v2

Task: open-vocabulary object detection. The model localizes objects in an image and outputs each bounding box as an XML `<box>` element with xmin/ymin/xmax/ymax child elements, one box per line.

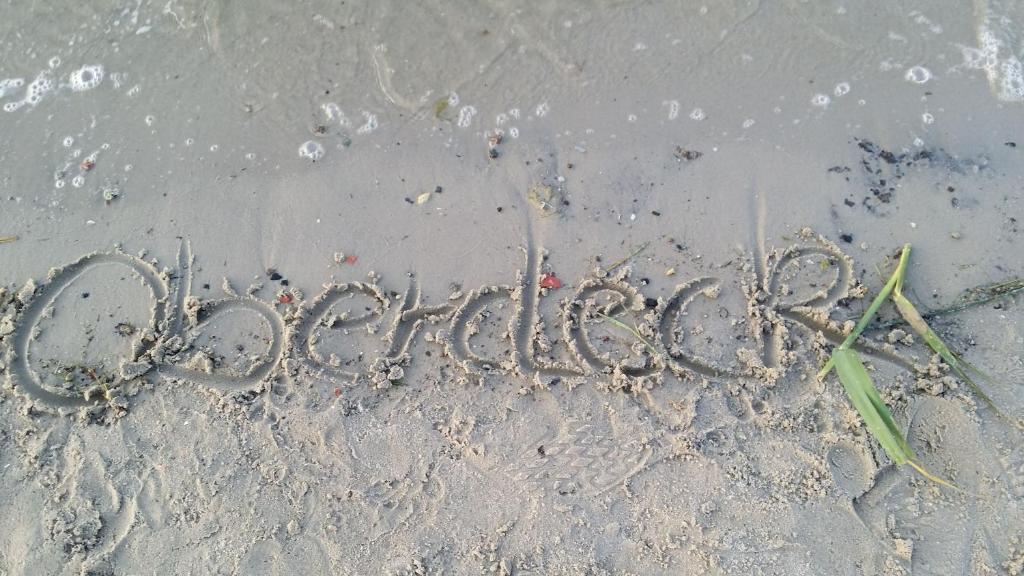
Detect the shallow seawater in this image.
<box><xmin>0</xmin><ymin>1</ymin><xmax>1022</xmax><ymax>575</ymax></box>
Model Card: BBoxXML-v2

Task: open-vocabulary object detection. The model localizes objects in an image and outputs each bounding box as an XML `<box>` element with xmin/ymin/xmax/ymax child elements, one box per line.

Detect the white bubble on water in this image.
<box><xmin>905</xmin><ymin>66</ymin><xmax>932</xmax><ymax>84</ymax></box>
<box><xmin>356</xmin><ymin>111</ymin><xmax>378</xmax><ymax>134</ymax></box>
<box><xmin>535</xmin><ymin>102</ymin><xmax>549</xmax><ymax>117</ymax></box>
<box><xmin>321</xmin><ymin>102</ymin><xmax>350</xmax><ymax>126</ymax></box>
<box><xmin>689</xmin><ymin>107</ymin><xmax>705</xmax><ymax>121</ymax></box>
<box><xmin>54</xmin><ymin>179</ymin><xmax>65</xmax><ymax>189</ymax></box>
<box><xmin>910</xmin><ymin>11</ymin><xmax>943</xmax><ymax>34</ymax></box>
<box><xmin>210</xmin><ymin>145</ymin><xmax>218</xmax><ymax>152</ymax></box>
<box><xmin>627</xmin><ymin>114</ymin><xmax>637</xmax><ymax>122</ymax></box>
<box><xmin>62</xmin><ymin>136</ymin><xmax>74</xmax><ymax>147</ymax></box>
<box><xmin>71</xmin><ymin>175</ymin><xmax>85</xmax><ymax>188</ymax></box>
<box><xmin>145</xmin><ymin>115</ymin><xmax>155</xmax><ymax>126</ymax></box>
<box><xmin>664</xmin><ymin>99</ymin><xmax>680</xmax><ymax>120</ymax></box>
<box><xmin>834</xmin><ymin>82</ymin><xmax>850</xmax><ymax>96</ymax></box>
<box><xmin>185</xmin><ymin>138</ymin><xmax>194</xmax><ymax>146</ymax></box>
<box><xmin>742</xmin><ymin>118</ymin><xmax>755</xmax><ymax>128</ymax></box>
<box><xmin>23</xmin><ymin>72</ymin><xmax>54</xmax><ymax>106</ymax></box>
<box><xmin>456</xmin><ymin>106</ymin><xmax>476</xmax><ymax>128</ymax></box>
<box><xmin>509</xmin><ymin>108</ymin><xmax>520</xmax><ymax>119</ymax></box>
<box><xmin>48</xmin><ymin>56</ymin><xmax>61</xmax><ymax>69</ymax></box>
<box><xmin>496</xmin><ymin>112</ymin><xmax>508</xmax><ymax>126</ymax></box>
<box><xmin>0</xmin><ymin>78</ymin><xmax>19</xmax><ymax>99</ymax></box>
<box><xmin>913</xmin><ymin>137</ymin><xmax>924</xmax><ymax>147</ymax></box>
<box><xmin>0</xmin><ymin>77</ymin><xmax>23</xmax><ymax>91</ymax></box>
<box><xmin>298</xmin><ymin>140</ymin><xmax>325</xmax><ymax>161</ymax></box>
<box><xmin>509</xmin><ymin>127</ymin><xmax>519</xmax><ymax>138</ymax></box>
<box><xmin>811</xmin><ymin>93</ymin><xmax>831</xmax><ymax>107</ymax></box>
<box><xmin>922</xmin><ymin>112</ymin><xmax>934</xmax><ymax>124</ymax></box>
<box><xmin>69</xmin><ymin>65</ymin><xmax>104</xmax><ymax>92</ymax></box>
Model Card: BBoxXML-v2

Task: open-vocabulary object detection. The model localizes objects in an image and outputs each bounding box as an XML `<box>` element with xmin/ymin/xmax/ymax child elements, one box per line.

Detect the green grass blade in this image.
<box><xmin>833</xmin><ymin>349</ymin><xmax>960</xmax><ymax>488</ymax></box>
<box><xmin>817</xmin><ymin>245</ymin><xmax>910</xmax><ymax>379</ymax></box>
<box><xmin>893</xmin><ymin>290</ymin><xmax>1020</xmax><ymax>429</ymax></box>
<box><xmin>832</xmin><ymin>349</ymin><xmax>915</xmax><ymax>465</ymax></box>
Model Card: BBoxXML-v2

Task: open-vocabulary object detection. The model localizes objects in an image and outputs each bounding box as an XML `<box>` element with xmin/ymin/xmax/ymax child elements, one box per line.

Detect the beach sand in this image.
<box><xmin>1</xmin><ymin>1</ymin><xmax>1022</xmax><ymax>574</ymax></box>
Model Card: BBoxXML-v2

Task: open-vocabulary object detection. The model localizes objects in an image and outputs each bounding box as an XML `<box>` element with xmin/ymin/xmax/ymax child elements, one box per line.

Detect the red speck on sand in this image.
<box><xmin>540</xmin><ymin>274</ymin><xmax>562</xmax><ymax>290</ymax></box>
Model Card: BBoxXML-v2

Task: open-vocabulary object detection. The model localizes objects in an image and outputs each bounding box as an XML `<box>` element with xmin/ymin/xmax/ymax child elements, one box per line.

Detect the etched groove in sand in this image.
<box><xmin>157</xmin><ymin>296</ymin><xmax>285</xmax><ymax>389</ymax></box>
<box><xmin>1</xmin><ymin>234</ymin><xmax>933</xmax><ymax>413</ymax></box>
<box><xmin>659</xmin><ymin>277</ymin><xmax>740</xmax><ymax>379</ymax></box>
<box><xmin>563</xmin><ymin>276</ymin><xmax>662</xmax><ymax>379</ymax></box>
<box><xmin>5</xmin><ymin>243</ymin><xmax>285</xmax><ymax>409</ymax></box>
<box><xmin>288</xmin><ymin>281</ymin><xmax>389</xmax><ymax>381</ymax></box>
<box><xmin>7</xmin><ymin>252</ymin><xmax>170</xmax><ymax>407</ymax></box>
<box><xmin>383</xmin><ymin>278</ymin><xmax>454</xmax><ymax>359</ymax></box>
<box><xmin>443</xmin><ymin>285</ymin><xmax>515</xmax><ymax>377</ymax></box>
<box><xmin>513</xmin><ymin>246</ymin><xmax>583</xmax><ymax>379</ymax></box>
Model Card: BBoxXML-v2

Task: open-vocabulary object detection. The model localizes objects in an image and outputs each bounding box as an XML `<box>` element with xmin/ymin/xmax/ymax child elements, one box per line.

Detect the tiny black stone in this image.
<box><xmin>651</xmin><ymin>210</ymin><xmax>661</xmax><ymax>216</ymax></box>
<box><xmin>434</xmin><ymin>185</ymin><xmax>443</xmax><ymax>194</ymax></box>
<box><xmin>281</xmin><ymin>279</ymin><xmax>290</xmax><ymax>286</ymax></box>
<box><xmin>1006</xmin><ymin>142</ymin><xmax>1017</xmax><ymax>148</ymax></box>
<box><xmin>404</xmin><ymin>197</ymin><xmax>414</xmax><ymax>204</ymax></box>
<box><xmin>202</xmin><ymin>283</ymin><xmax>210</xmax><ymax>290</ymax></box>
<box><xmin>843</xmin><ymin>198</ymin><xmax>856</xmax><ymax>207</ymax></box>
<box><xmin>496</xmin><ymin>206</ymin><xmax>503</xmax><ymax>213</ymax></box>
<box><xmin>644</xmin><ymin>297</ymin><xmax>658</xmax><ymax>309</ymax></box>
<box><xmin>270</xmin><ymin>272</ymin><xmax>282</xmax><ymax>281</ymax></box>
<box><xmin>640</xmin><ymin>278</ymin><xmax>650</xmax><ymax>286</ymax></box>
<box><xmin>81</xmin><ymin>292</ymin><xmax>90</xmax><ymax>298</ymax></box>
<box><xmin>839</xmin><ymin>233</ymin><xmax>853</xmax><ymax>243</ymax></box>
<box><xmin>488</xmin><ymin>148</ymin><xmax>499</xmax><ymax>159</ymax></box>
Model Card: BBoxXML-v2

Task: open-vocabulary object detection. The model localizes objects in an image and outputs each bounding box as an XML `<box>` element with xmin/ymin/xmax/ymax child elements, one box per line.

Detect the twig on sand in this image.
<box><xmin>875</xmin><ymin>277</ymin><xmax>1024</xmax><ymax>329</ymax></box>
<box><xmin>597</xmin><ymin>312</ymin><xmax>661</xmax><ymax>358</ymax></box>
<box><xmin>0</xmin><ymin>236</ymin><xmax>17</xmax><ymax>244</ymax></box>
<box><xmin>605</xmin><ymin>241</ymin><xmax>651</xmax><ymax>273</ymax></box>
